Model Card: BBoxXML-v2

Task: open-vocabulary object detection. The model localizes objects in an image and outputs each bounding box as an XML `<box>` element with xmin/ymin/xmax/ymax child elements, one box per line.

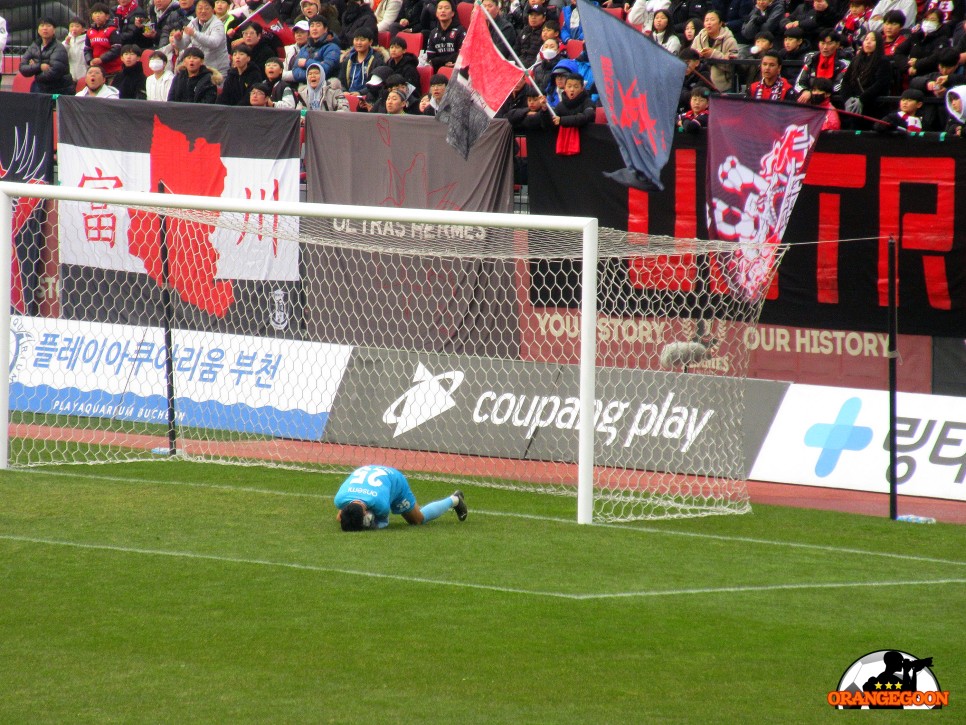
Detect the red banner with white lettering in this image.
<box><xmin>527</xmin><ymin>125</ymin><xmax>966</xmax><ymax>337</ymax></box>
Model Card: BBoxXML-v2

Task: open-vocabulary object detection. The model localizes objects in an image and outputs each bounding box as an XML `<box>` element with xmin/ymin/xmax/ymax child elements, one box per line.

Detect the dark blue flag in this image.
<box><xmin>577</xmin><ymin>0</ymin><xmax>685</xmax><ymax>190</ymax></box>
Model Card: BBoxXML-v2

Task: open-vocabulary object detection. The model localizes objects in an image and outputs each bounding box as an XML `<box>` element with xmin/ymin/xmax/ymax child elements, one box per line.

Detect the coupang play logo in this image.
<box><xmin>828</xmin><ymin>650</ymin><xmax>948</xmax><ymax>709</ymax></box>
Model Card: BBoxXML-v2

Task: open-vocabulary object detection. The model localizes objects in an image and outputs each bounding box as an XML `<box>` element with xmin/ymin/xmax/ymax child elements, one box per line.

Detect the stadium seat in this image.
<box><xmin>438</xmin><ymin>66</ymin><xmax>454</xmax><ymax>81</ymax></box>
<box><xmin>12</xmin><ymin>73</ymin><xmax>33</xmax><ymax>94</ymax></box>
<box><xmin>397</xmin><ymin>31</ymin><xmax>424</xmax><ymax>53</ymax></box>
<box><xmin>417</xmin><ymin>64</ymin><xmax>433</xmax><ymax>96</ymax></box>
<box><xmin>378</xmin><ymin>30</ymin><xmax>391</xmax><ymax>49</ymax></box>
<box><xmin>457</xmin><ymin>1</ymin><xmax>474</xmax><ymax>29</ymax></box>
<box><xmin>604</xmin><ymin>7</ymin><xmax>624</xmax><ymax>19</ymax></box>
<box><xmin>594</xmin><ymin>106</ymin><xmax>607</xmax><ymax>124</ymax></box>
<box><xmin>76</xmin><ymin>77</ymin><xmax>87</xmax><ymax>92</ymax></box>
<box><xmin>345</xmin><ymin>93</ymin><xmax>361</xmax><ymax>111</ymax></box>
<box><xmin>141</xmin><ymin>48</ymin><xmax>154</xmax><ymax>76</ymax></box>
<box><xmin>566</xmin><ymin>39</ymin><xmax>584</xmax><ymax>59</ymax></box>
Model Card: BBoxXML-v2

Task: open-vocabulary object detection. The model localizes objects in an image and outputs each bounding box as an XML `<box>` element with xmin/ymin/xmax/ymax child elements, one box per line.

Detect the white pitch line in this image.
<box><xmin>1</xmin><ymin>533</ymin><xmax>964</xmax><ymax>601</ymax></box>
<box><xmin>6</xmin><ymin>469</ymin><xmax>966</xmax><ymax>568</ymax></box>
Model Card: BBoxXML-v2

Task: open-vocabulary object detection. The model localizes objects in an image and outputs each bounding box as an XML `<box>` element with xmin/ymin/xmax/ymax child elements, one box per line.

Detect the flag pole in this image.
<box><xmin>473</xmin><ymin>0</ymin><xmax>558</xmax><ymax>116</ymax></box>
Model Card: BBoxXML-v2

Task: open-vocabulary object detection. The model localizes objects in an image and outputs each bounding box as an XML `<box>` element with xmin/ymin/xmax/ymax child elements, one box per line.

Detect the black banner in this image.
<box><xmin>0</xmin><ymin>91</ymin><xmax>55</xmax><ymax>314</ymax></box>
<box><xmin>528</xmin><ymin>127</ymin><xmax>966</xmax><ymax>337</ymax></box>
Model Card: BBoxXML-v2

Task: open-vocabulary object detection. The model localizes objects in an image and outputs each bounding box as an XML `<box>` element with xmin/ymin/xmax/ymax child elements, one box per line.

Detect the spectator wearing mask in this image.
<box><xmin>146</xmin><ymin>49</ymin><xmax>175</xmax><ymax>99</ymax></box>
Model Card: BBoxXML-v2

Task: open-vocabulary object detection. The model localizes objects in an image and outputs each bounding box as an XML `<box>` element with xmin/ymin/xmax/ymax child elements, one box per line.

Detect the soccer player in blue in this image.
<box><xmin>334</xmin><ymin>465</ymin><xmax>468</xmax><ymax>531</ymax></box>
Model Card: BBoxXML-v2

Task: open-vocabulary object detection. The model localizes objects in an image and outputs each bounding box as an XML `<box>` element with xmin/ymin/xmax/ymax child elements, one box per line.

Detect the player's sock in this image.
<box><xmin>420</xmin><ymin>495</ymin><xmax>456</xmax><ymax>522</ymax></box>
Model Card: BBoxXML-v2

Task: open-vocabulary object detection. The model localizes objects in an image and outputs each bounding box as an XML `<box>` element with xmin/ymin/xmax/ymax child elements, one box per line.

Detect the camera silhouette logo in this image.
<box><xmin>828</xmin><ymin>650</ymin><xmax>948</xmax><ymax>709</ymax></box>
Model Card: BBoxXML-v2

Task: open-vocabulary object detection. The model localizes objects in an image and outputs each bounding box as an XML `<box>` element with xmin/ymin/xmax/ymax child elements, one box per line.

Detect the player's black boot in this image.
<box><xmin>453</xmin><ymin>490</ymin><xmax>468</xmax><ymax>521</ymax></box>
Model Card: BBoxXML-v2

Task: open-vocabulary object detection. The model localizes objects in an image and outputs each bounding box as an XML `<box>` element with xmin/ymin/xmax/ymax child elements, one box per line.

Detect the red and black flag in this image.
<box><xmin>56</xmin><ymin>97</ymin><xmax>302</xmax><ymax>335</ymax></box>
<box><xmin>706</xmin><ymin>96</ymin><xmax>825</xmax><ymax>301</ymax></box>
<box><xmin>0</xmin><ymin>91</ymin><xmax>55</xmax><ymax>314</ymax></box>
<box><xmin>578</xmin><ymin>0</ymin><xmax>685</xmax><ymax>191</ymax></box>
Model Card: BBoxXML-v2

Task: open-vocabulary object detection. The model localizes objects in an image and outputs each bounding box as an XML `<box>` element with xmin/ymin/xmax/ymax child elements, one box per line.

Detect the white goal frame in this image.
<box><xmin>0</xmin><ymin>181</ymin><xmax>601</xmax><ymax>523</ymax></box>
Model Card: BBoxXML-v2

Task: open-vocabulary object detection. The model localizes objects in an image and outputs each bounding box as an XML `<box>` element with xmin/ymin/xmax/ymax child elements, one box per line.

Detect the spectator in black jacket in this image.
<box><xmin>20</xmin><ymin>18</ymin><xmax>76</xmax><ymax>95</ymax></box>
<box><xmin>551</xmin><ymin>73</ymin><xmax>595</xmax><ymax>127</ymax></box>
<box><xmin>218</xmin><ymin>44</ymin><xmax>266</xmax><ymax>104</ymax></box>
<box><xmin>112</xmin><ymin>44</ymin><xmax>148</xmax><ymax>98</ymax></box>
<box><xmin>386</xmin><ymin>35</ymin><xmax>419</xmax><ymax>88</ymax></box>
<box><xmin>167</xmin><ymin>46</ymin><xmax>221</xmax><ymax>101</ymax></box>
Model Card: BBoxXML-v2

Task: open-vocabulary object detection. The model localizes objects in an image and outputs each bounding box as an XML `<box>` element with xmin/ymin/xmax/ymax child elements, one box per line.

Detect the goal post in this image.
<box><xmin>0</xmin><ymin>180</ymin><xmax>777</xmax><ymax>524</ymax></box>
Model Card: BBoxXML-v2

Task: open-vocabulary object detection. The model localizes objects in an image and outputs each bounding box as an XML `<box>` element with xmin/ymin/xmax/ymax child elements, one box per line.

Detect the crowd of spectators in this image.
<box><xmin>7</xmin><ymin>0</ymin><xmax>966</xmax><ymax>133</ymax></box>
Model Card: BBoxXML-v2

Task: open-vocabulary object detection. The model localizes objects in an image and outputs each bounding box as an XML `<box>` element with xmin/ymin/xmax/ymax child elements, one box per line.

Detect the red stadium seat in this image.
<box><xmin>141</xmin><ymin>48</ymin><xmax>154</xmax><ymax>76</ymax></box>
<box><xmin>457</xmin><ymin>1</ymin><xmax>475</xmax><ymax>29</ymax></box>
<box><xmin>76</xmin><ymin>77</ymin><xmax>87</xmax><ymax>92</ymax></box>
<box><xmin>345</xmin><ymin>93</ymin><xmax>361</xmax><ymax>111</ymax></box>
<box><xmin>417</xmin><ymin>64</ymin><xmax>433</xmax><ymax>96</ymax></box>
<box><xmin>397</xmin><ymin>30</ymin><xmax>424</xmax><ymax>53</ymax></box>
<box><xmin>378</xmin><ymin>30</ymin><xmax>391</xmax><ymax>49</ymax></box>
<box><xmin>438</xmin><ymin>65</ymin><xmax>454</xmax><ymax>80</ymax></box>
<box><xmin>595</xmin><ymin>106</ymin><xmax>607</xmax><ymax>124</ymax></box>
<box><xmin>12</xmin><ymin>73</ymin><xmax>34</xmax><ymax>93</ymax></box>
<box><xmin>566</xmin><ymin>39</ymin><xmax>584</xmax><ymax>59</ymax></box>
<box><xmin>604</xmin><ymin>7</ymin><xmax>624</xmax><ymax>19</ymax></box>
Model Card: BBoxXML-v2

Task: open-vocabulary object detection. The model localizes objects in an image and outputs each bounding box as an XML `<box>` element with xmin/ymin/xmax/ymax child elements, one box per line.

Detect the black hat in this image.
<box><xmin>901</xmin><ymin>88</ymin><xmax>925</xmax><ymax>102</ymax></box>
<box><xmin>366</xmin><ymin>65</ymin><xmax>393</xmax><ymax>86</ymax></box>
<box><xmin>527</xmin><ymin>4</ymin><xmax>547</xmax><ymax>14</ymax></box>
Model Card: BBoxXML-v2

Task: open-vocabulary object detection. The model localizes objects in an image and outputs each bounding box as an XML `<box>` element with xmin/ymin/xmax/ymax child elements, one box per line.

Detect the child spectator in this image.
<box><xmin>879</xmin><ymin>10</ymin><xmax>912</xmax><ymax>62</ymax></box>
<box><xmin>546</xmin><ymin>59</ymin><xmax>577</xmax><ymax>104</ymax></box>
<box><xmin>419</xmin><ymin>72</ymin><xmax>448</xmax><ymax>115</ymax></box>
<box><xmin>505</xmin><ymin>83</ymin><xmax>552</xmax><ymax>129</ymax></box>
<box><xmin>112</xmin><ymin>44</ymin><xmax>148</xmax><ymax>97</ymax></box>
<box><xmin>146</xmin><ymin>49</ymin><xmax>175</xmax><ymax>99</ymax></box>
<box><xmin>651</xmin><ymin>10</ymin><xmax>681</xmax><ymax>54</ymax></box>
<box><xmin>552</xmin><ymin>72</ymin><xmax>594</xmax><ymax>126</ymax></box>
<box><xmin>426</xmin><ymin>0</ymin><xmax>465</xmax><ymax>70</ymax></box>
<box><xmin>386</xmin><ymin>35</ymin><xmax>419</xmax><ymax>88</ymax></box>
<box><xmin>910</xmin><ymin>47</ymin><xmax>965</xmax><ymax>128</ymax></box>
<box><xmin>868</xmin><ymin>0</ymin><xmax>917</xmax><ymax>33</ymax></box>
<box><xmin>560</xmin><ymin>0</ymin><xmax>585</xmax><ymax>42</ymax></box>
<box><xmin>678</xmin><ymin>84</ymin><xmax>710</xmax><ymax>131</ymax></box>
<box><xmin>63</xmin><ymin>17</ymin><xmax>90</xmax><ymax>82</ymax></box>
<box><xmin>264</xmin><ymin>56</ymin><xmax>298</xmax><ymax>106</ymax></box>
<box><xmin>778</xmin><ymin>27</ymin><xmax>807</xmax><ymax>83</ymax></box>
<box><xmin>218</xmin><ymin>43</ymin><xmax>265</xmax><ymax>104</ymax></box>
<box><xmin>680</xmin><ymin>17</ymin><xmax>699</xmax><ymax>48</ymax></box>
<box><xmin>944</xmin><ymin>85</ymin><xmax>965</xmax><ymax>134</ymax></box>
<box><xmin>835</xmin><ymin>0</ymin><xmax>873</xmax><ymax>50</ymax></box>
<box><xmin>86</xmin><ymin>3</ymin><xmax>123</xmax><ymax>78</ymax></box>
<box><xmin>808</xmin><ymin>76</ymin><xmax>841</xmax><ymax>129</ymax></box>
<box><xmin>76</xmin><ymin>65</ymin><xmax>122</xmax><ymax>97</ymax></box>
<box><xmin>881</xmin><ymin>86</ymin><xmax>924</xmax><ymax>129</ymax></box>
<box><xmin>337</xmin><ymin>27</ymin><xmax>386</xmax><ymax>93</ymax></box>
<box><xmin>167</xmin><ymin>46</ymin><xmax>220</xmax><ymax>101</ymax></box>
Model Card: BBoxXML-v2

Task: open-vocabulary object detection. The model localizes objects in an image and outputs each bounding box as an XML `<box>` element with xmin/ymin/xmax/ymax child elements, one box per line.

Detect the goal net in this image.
<box><xmin>1</xmin><ymin>182</ymin><xmax>784</xmax><ymax>523</ymax></box>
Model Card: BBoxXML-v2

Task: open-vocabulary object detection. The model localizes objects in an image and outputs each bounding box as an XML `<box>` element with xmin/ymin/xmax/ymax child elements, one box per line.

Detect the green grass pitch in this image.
<box><xmin>1</xmin><ymin>462</ymin><xmax>963</xmax><ymax>723</ymax></box>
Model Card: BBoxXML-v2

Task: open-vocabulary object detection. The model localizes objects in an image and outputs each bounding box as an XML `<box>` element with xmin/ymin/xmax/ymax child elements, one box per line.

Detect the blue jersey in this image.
<box><xmin>333</xmin><ymin>466</ymin><xmax>417</xmax><ymax>529</ymax></box>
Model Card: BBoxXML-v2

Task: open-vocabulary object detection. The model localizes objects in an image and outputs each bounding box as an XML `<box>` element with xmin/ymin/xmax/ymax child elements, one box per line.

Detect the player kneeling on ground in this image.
<box><xmin>334</xmin><ymin>465</ymin><xmax>468</xmax><ymax>531</ymax></box>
